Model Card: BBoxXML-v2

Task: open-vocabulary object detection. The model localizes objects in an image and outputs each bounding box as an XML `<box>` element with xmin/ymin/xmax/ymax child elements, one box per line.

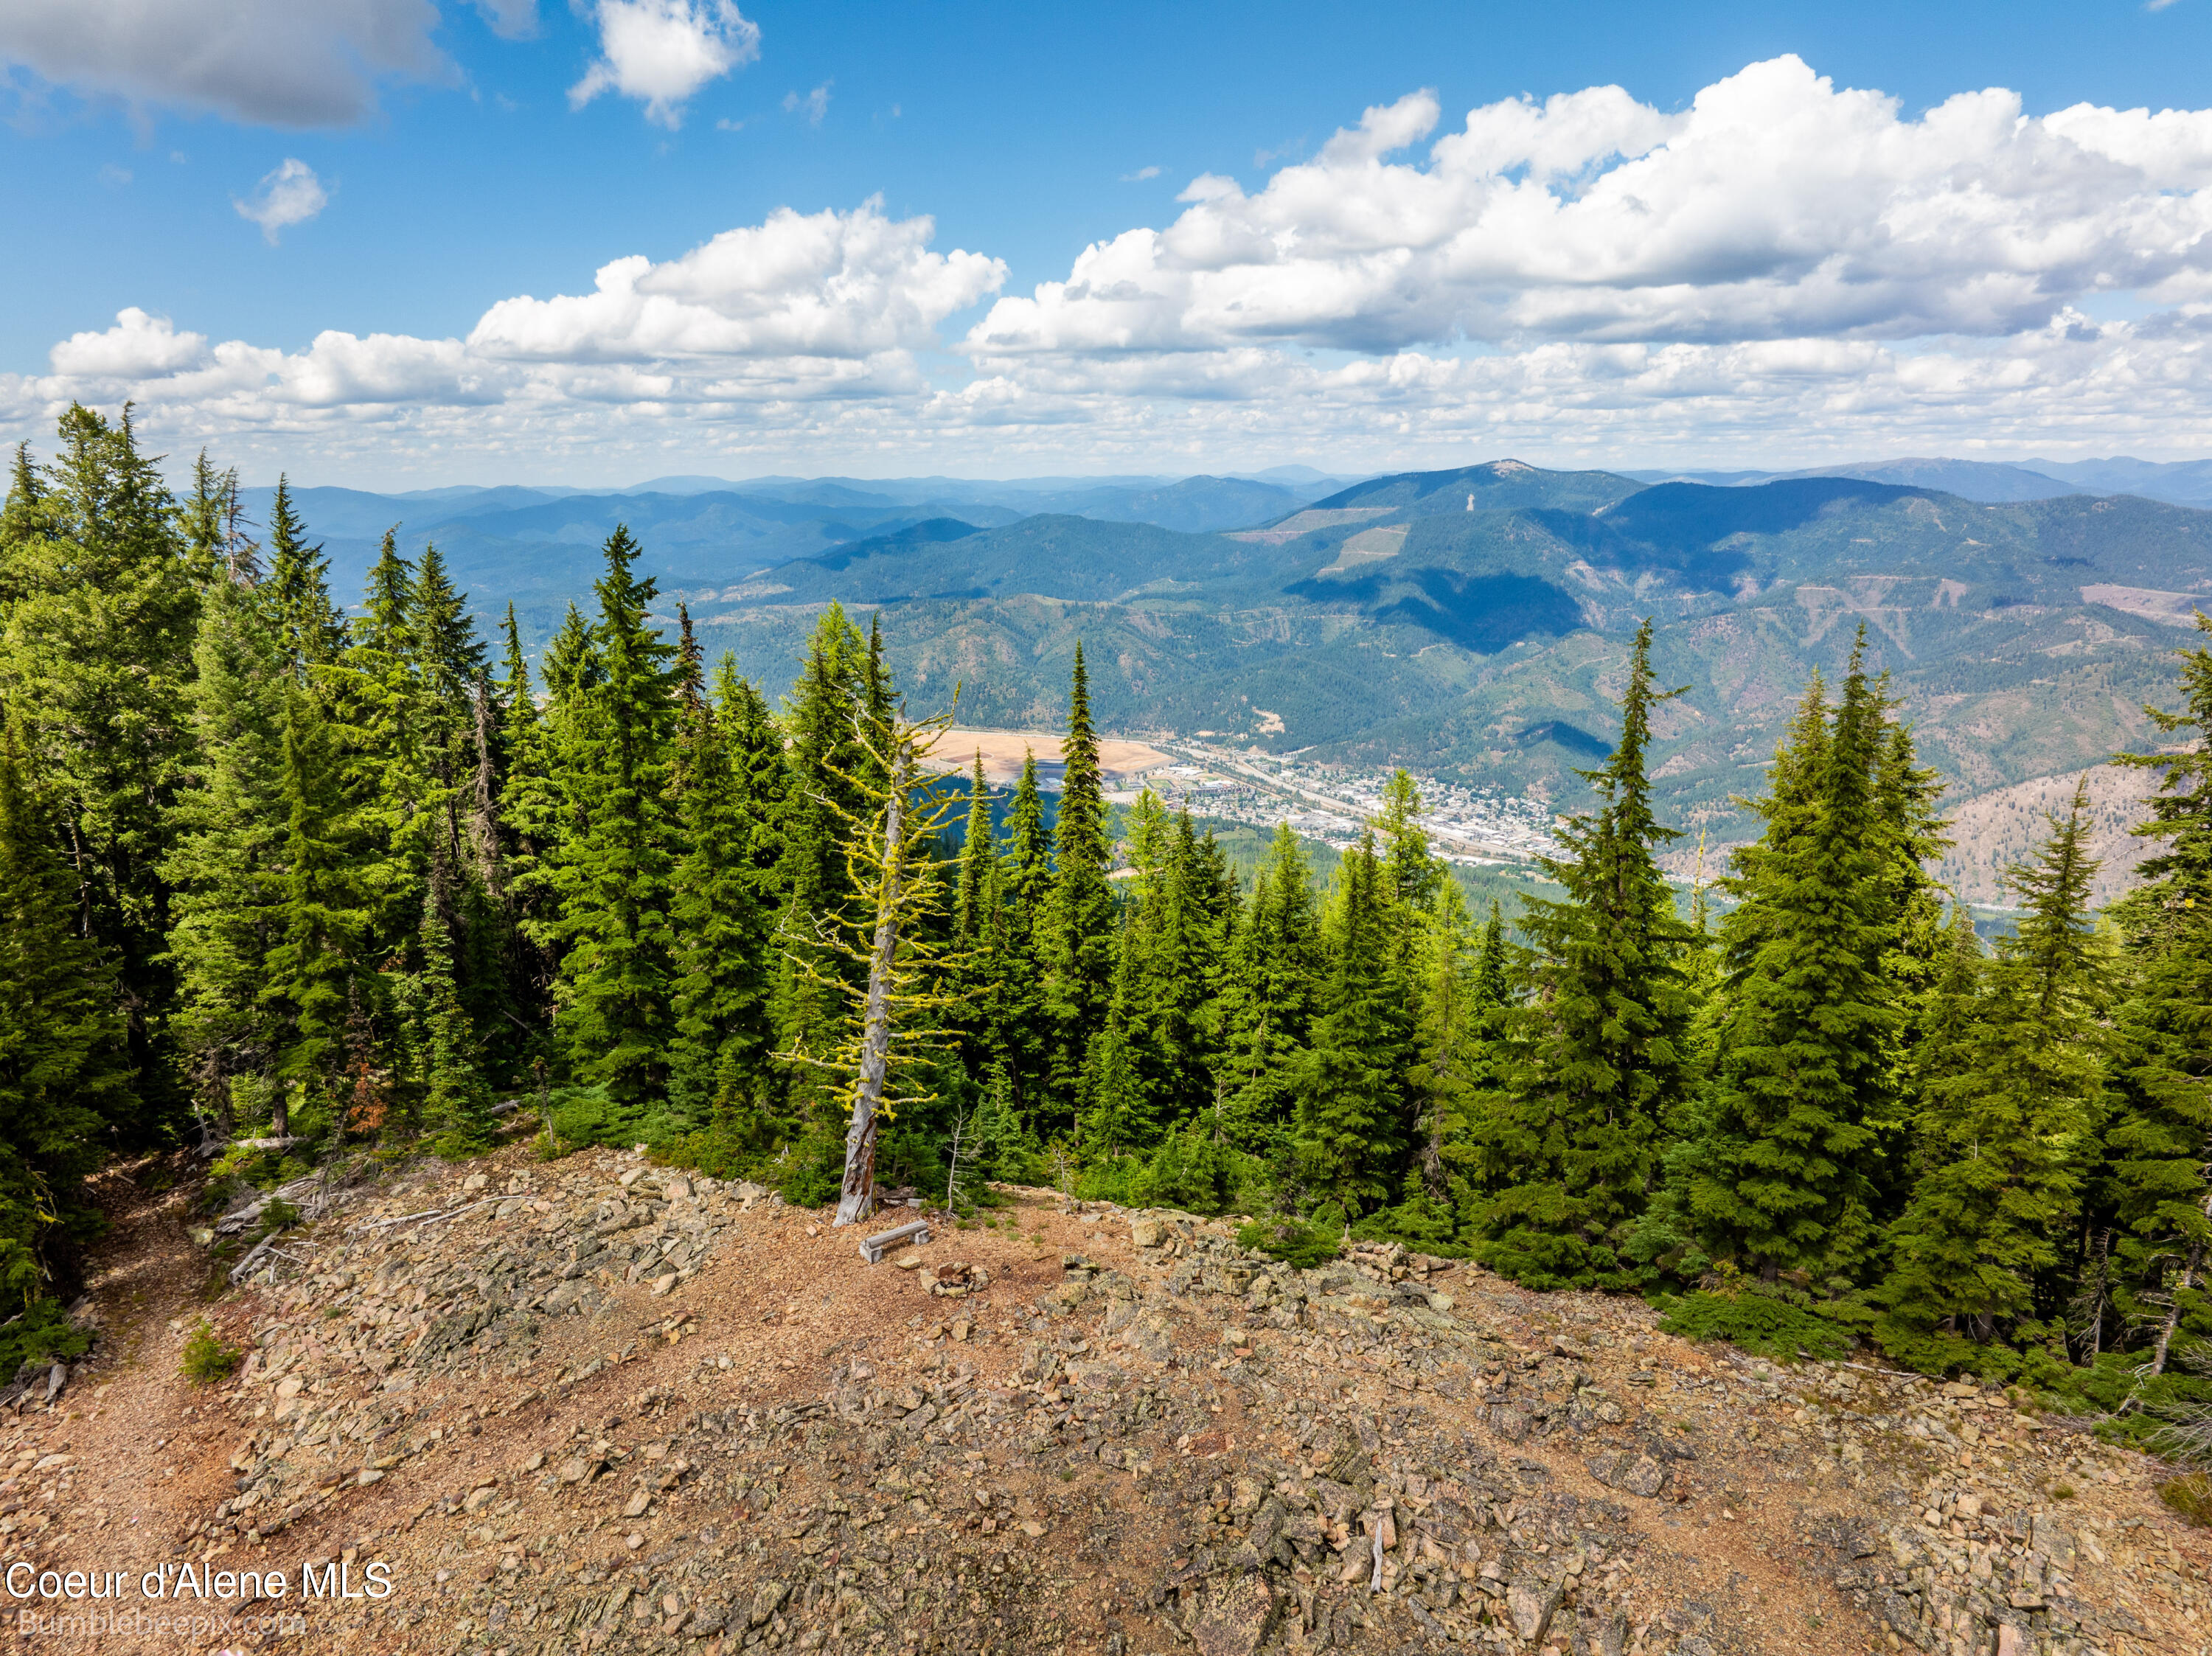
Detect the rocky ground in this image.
<box><xmin>6</xmin><ymin>1143</ymin><xmax>2209</xmax><ymax>1656</ymax></box>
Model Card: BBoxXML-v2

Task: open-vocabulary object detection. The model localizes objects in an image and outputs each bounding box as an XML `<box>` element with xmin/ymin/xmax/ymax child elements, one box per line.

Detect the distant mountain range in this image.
<box><xmin>669</xmin><ymin>460</ymin><xmax>2212</xmax><ymax>867</ymax></box>
<box><xmin>243</xmin><ymin>453</ymin><xmax>2212</xmax><ymax>878</ymax></box>
<box><xmin>1622</xmin><ymin>453</ymin><xmax>2212</xmax><ymax>510</ymax></box>
<box><xmin>235</xmin><ymin>470</ymin><xmax>1365</xmax><ymax>623</ymax></box>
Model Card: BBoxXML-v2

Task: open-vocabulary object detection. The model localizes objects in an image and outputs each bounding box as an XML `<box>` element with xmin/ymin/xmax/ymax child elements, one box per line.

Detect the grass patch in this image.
<box><xmin>180</xmin><ymin>1319</ymin><xmax>243</xmax><ymax>1385</ymax></box>
<box><xmin>2161</xmin><ymin>1475</ymin><xmax>2212</xmax><ymax>1528</ymax></box>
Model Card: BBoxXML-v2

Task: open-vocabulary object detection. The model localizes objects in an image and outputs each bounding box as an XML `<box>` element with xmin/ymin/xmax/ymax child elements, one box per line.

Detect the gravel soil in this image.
<box><xmin>4</xmin><ymin>1142</ymin><xmax>2208</xmax><ymax>1656</ymax></box>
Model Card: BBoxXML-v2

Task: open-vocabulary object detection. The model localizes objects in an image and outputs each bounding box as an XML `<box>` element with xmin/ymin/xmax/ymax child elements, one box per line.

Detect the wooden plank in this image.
<box><xmin>860</xmin><ymin>1219</ymin><xmax>931</xmax><ymax>1264</ymax></box>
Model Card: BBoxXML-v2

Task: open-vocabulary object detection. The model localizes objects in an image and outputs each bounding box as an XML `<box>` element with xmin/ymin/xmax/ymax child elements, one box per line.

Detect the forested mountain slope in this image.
<box><xmin>684</xmin><ymin>465</ymin><xmax>2212</xmax><ymax>836</ymax></box>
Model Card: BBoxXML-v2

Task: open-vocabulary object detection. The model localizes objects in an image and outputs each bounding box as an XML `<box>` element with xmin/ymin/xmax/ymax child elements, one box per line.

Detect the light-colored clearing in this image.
<box><xmin>1937</xmin><ymin>762</ymin><xmax>2163</xmax><ymax>908</ymax></box>
<box><xmin>1225</xmin><ymin>506</ymin><xmax>1399</xmax><ymax>545</ymax></box>
<box><xmin>1315</xmin><ymin>523</ymin><xmax>1409</xmax><ymax>578</ymax></box>
<box><xmin>922</xmin><ymin>727</ymin><xmax>1172</xmax><ymax>787</ymax></box>
<box><xmin>2081</xmin><ymin>584</ymin><xmax>2209</xmax><ymax>626</ymax></box>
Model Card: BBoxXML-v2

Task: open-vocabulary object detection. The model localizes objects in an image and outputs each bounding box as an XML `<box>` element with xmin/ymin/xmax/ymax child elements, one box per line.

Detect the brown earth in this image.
<box><xmin>922</xmin><ymin>728</ymin><xmax>1172</xmax><ymax>789</ymax></box>
<box><xmin>5</xmin><ymin>1144</ymin><xmax>2208</xmax><ymax>1656</ymax></box>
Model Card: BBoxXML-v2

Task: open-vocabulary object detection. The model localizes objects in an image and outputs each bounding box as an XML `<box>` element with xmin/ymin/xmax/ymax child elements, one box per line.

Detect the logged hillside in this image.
<box><xmin>681</xmin><ymin>462</ymin><xmax>2212</xmax><ymax>854</ymax></box>
<box><xmin>1935</xmin><ymin>763</ymin><xmax>2163</xmax><ymax>908</ymax></box>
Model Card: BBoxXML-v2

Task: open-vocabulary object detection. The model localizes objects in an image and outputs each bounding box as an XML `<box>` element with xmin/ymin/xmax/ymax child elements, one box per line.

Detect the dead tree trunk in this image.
<box><xmin>835</xmin><ymin>771</ymin><xmax>905</xmax><ymax>1227</ymax></box>
<box><xmin>2153</xmin><ymin>1225</ymin><xmax>2210</xmax><ymax>1377</ymax></box>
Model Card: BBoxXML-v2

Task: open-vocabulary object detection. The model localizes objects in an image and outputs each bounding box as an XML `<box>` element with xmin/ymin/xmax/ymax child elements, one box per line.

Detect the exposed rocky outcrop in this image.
<box><xmin>3</xmin><ymin>1148</ymin><xmax>2205</xmax><ymax>1655</ymax></box>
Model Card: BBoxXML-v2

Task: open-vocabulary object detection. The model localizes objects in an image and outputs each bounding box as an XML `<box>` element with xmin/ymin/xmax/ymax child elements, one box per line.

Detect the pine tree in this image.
<box><xmin>344</xmin><ymin>529</ymin><xmax>428</xmax><ymax>958</ymax></box>
<box><xmin>0</xmin><ymin>722</ymin><xmax>131</xmax><ymax>1315</ymax></box>
<box><xmin>263</xmin><ymin>685</ymin><xmax>368</xmax><ymax>1133</ymax></box>
<box><xmin>551</xmin><ymin>527</ymin><xmax>679</xmax><ymax>1114</ymax></box>
<box><xmin>179</xmin><ymin>451</ymin><xmax>238</xmax><ymax>589</ymax></box>
<box><xmin>988</xmin><ymin>750</ymin><xmax>1055</xmax><ymax>1107</ymax></box>
<box><xmin>953</xmin><ymin>753</ymin><xmax>994</xmax><ymax>950</ymax></box>
<box><xmin>1144</xmin><ymin>811</ymin><xmax>1226</xmax><ymax>1124</ymax></box>
<box><xmin>1042</xmin><ymin>643</ymin><xmax>1116</xmax><ymax>1123</ymax></box>
<box><xmin>408</xmin><ymin>543</ymin><xmax>492</xmax><ymax>934</ymax></box>
<box><xmin>1220</xmin><ymin>824</ymin><xmax>1321</xmax><ymax>1152</ymax></box>
<box><xmin>0</xmin><ymin>443</ymin><xmax>49</xmax><ymax>610</ymax></box>
<box><xmin>768</xmin><ymin>605</ymin><xmax>873</xmax><ymax>1116</ymax></box>
<box><xmin>1377</xmin><ymin>768</ymin><xmax>1445</xmax><ymax>915</ymax></box>
<box><xmin>667</xmin><ymin>642</ymin><xmax>772</xmax><ymax>1135</ymax></box>
<box><xmin>1293</xmin><ymin>830</ymin><xmax>1412</xmax><ymax>1218</ymax></box>
<box><xmin>1</xmin><ymin>405</ymin><xmax>204</xmax><ymax>1143</ymax></box>
<box><xmin>1869</xmin><ymin>703</ymin><xmax>1956</xmax><ymax>1213</ymax></box>
<box><xmin>496</xmin><ymin>605</ymin><xmax>561</xmax><ymax>984</ymax></box>
<box><xmin>1688</xmin><ymin>640</ymin><xmax>1896</xmax><ymax>1282</ymax></box>
<box><xmin>778</xmin><ymin>697</ymin><xmax>963</xmax><ymax>1223</ymax></box>
<box><xmin>417</xmin><ymin>906</ymin><xmax>496</xmax><ymax>1150</ymax></box>
<box><xmin>1474</xmin><ymin>620</ymin><xmax>1697</xmax><ymax>1289</ymax></box>
<box><xmin>164</xmin><ymin>561</ymin><xmax>291</xmax><ymax>1133</ymax></box>
<box><xmin>1880</xmin><ymin>782</ymin><xmax>2104</xmax><ymax>1362</ymax></box>
<box><xmin>1390</xmin><ymin>905</ymin><xmax>1487</xmax><ymax>1248</ymax></box>
<box><xmin>262</xmin><ymin>478</ymin><xmax>345</xmax><ymax>676</ymax></box>
<box><xmin>1086</xmin><ymin>789</ymin><xmax>1169</xmax><ymax>1156</ymax></box>
<box><xmin>2102</xmin><ymin>613</ymin><xmax>2212</xmax><ymax>1372</ymax></box>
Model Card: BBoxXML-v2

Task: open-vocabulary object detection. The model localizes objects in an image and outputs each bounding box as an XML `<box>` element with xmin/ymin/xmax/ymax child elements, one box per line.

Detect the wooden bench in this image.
<box><xmin>860</xmin><ymin>1218</ymin><xmax>931</xmax><ymax>1264</ymax></box>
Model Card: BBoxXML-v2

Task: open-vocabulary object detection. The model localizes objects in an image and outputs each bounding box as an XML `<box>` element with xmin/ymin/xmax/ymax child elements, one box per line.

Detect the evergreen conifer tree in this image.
<box><xmin>496</xmin><ymin>605</ymin><xmax>562</xmax><ymax>985</ymax></box>
<box><xmin>768</xmin><ymin>605</ymin><xmax>873</xmax><ymax>1115</ymax></box>
<box><xmin>1220</xmin><ymin>824</ymin><xmax>1321</xmax><ymax>1152</ymax></box>
<box><xmin>1293</xmin><ymin>831</ymin><xmax>1412</xmax><ymax>1217</ymax></box>
<box><xmin>164</xmin><ymin>560</ymin><xmax>291</xmax><ymax>1131</ymax></box>
<box><xmin>1880</xmin><ymin>782</ymin><xmax>2104</xmax><ymax>1362</ymax></box>
<box><xmin>0</xmin><ymin>406</ymin><xmax>201</xmax><ymax>1139</ymax></box>
<box><xmin>263</xmin><ymin>684</ymin><xmax>368</xmax><ymax>1133</ymax></box>
<box><xmin>667</xmin><ymin>643</ymin><xmax>772</xmax><ymax>1133</ymax></box>
<box><xmin>2103</xmin><ymin>613</ymin><xmax>2212</xmax><ymax>1371</ymax></box>
<box><xmin>0</xmin><ymin>723</ymin><xmax>131</xmax><ymax>1315</ymax></box>
<box><xmin>551</xmin><ymin>527</ymin><xmax>679</xmax><ymax>1113</ymax></box>
<box><xmin>1473</xmin><ymin>620</ymin><xmax>1696</xmax><ymax>1289</ymax></box>
<box><xmin>417</xmin><ymin>906</ymin><xmax>495</xmax><ymax>1150</ymax></box>
<box><xmin>262</xmin><ymin>478</ymin><xmax>345</xmax><ymax>676</ymax></box>
<box><xmin>990</xmin><ymin>751</ymin><xmax>1055</xmax><ymax>1107</ymax></box>
<box><xmin>1688</xmin><ymin>640</ymin><xmax>1896</xmax><ymax>1282</ymax></box>
<box><xmin>1042</xmin><ymin>643</ymin><xmax>1116</xmax><ymax>1121</ymax></box>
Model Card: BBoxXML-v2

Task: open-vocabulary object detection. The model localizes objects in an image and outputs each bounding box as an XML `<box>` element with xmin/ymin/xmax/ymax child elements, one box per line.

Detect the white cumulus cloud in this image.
<box><xmin>966</xmin><ymin>56</ymin><xmax>2212</xmax><ymax>363</ymax></box>
<box><xmin>233</xmin><ymin>159</ymin><xmax>329</xmax><ymax>243</ymax></box>
<box><xmin>0</xmin><ymin>0</ymin><xmax>452</xmax><ymax>127</ymax></box>
<box><xmin>16</xmin><ymin>60</ymin><xmax>2212</xmax><ymax>480</ymax></box>
<box><xmin>467</xmin><ymin>199</ymin><xmax>1004</xmax><ymax>361</ymax></box>
<box><xmin>568</xmin><ymin>0</ymin><xmax>759</xmax><ymax>128</ymax></box>
<box><xmin>48</xmin><ymin>308</ymin><xmax>209</xmax><ymax>378</ymax></box>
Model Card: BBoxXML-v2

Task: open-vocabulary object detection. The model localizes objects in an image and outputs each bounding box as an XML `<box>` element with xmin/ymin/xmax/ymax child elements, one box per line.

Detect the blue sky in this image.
<box><xmin>7</xmin><ymin>1</ymin><xmax>2212</xmax><ymax>485</ymax></box>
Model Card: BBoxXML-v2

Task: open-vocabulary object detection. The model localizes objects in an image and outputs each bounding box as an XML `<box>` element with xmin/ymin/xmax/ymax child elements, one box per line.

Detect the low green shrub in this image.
<box><xmin>1237</xmin><ymin>1217</ymin><xmax>1340</xmax><ymax>1270</ymax></box>
<box><xmin>1129</xmin><ymin>1127</ymin><xmax>1241</xmax><ymax>1217</ymax></box>
<box><xmin>1657</xmin><ymin>1287</ymin><xmax>1856</xmax><ymax>1363</ymax></box>
<box><xmin>180</xmin><ymin>1319</ymin><xmax>243</xmax><ymax>1385</ymax></box>
<box><xmin>0</xmin><ymin>1299</ymin><xmax>93</xmax><ymax>1379</ymax></box>
<box><xmin>2160</xmin><ymin>1474</ymin><xmax>2212</xmax><ymax>1528</ymax></box>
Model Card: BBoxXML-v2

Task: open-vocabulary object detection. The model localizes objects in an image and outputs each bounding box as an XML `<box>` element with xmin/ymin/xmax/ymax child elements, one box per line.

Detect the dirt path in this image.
<box><xmin>1</xmin><ymin>1155</ymin><xmax>282</xmax><ymax>1649</ymax></box>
